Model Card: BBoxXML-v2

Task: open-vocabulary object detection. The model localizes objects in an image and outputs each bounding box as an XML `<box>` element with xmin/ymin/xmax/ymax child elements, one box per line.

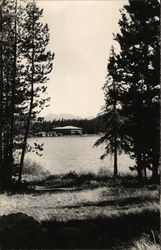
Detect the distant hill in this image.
<box><xmin>44</xmin><ymin>113</ymin><xmax>82</xmax><ymax>121</ymax></box>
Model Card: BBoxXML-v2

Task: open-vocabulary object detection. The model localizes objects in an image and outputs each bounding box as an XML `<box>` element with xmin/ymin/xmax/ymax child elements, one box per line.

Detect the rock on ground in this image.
<box><xmin>0</xmin><ymin>212</ymin><xmax>42</xmax><ymax>248</ymax></box>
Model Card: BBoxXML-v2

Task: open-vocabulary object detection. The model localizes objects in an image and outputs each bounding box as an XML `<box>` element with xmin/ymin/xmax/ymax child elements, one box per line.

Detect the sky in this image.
<box><xmin>38</xmin><ymin>0</ymin><xmax>127</xmax><ymax>118</ymax></box>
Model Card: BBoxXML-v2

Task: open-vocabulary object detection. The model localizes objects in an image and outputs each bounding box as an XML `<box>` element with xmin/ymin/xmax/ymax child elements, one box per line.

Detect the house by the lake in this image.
<box><xmin>35</xmin><ymin>131</ymin><xmax>57</xmax><ymax>137</ymax></box>
<box><xmin>53</xmin><ymin>126</ymin><xmax>83</xmax><ymax>135</ymax></box>
<box><xmin>35</xmin><ymin>131</ymin><xmax>46</xmax><ymax>137</ymax></box>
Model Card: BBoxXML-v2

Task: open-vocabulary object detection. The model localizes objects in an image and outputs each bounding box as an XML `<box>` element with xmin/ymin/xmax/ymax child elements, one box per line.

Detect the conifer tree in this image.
<box><xmin>18</xmin><ymin>1</ymin><xmax>54</xmax><ymax>183</ymax></box>
<box><xmin>94</xmin><ymin>47</ymin><xmax>127</xmax><ymax>177</ymax></box>
<box><xmin>96</xmin><ymin>0</ymin><xmax>160</xmax><ymax>182</ymax></box>
<box><xmin>0</xmin><ymin>0</ymin><xmax>24</xmax><ymax>188</ymax></box>
<box><xmin>110</xmin><ymin>0</ymin><xmax>160</xmax><ymax>182</ymax></box>
<box><xmin>0</xmin><ymin>0</ymin><xmax>54</xmax><ymax>189</ymax></box>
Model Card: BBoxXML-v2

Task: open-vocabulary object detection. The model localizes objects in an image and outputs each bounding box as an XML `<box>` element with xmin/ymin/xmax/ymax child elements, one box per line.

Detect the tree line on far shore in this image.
<box><xmin>29</xmin><ymin>117</ymin><xmax>105</xmax><ymax>135</ymax></box>
<box><xmin>95</xmin><ymin>0</ymin><xmax>160</xmax><ymax>184</ymax></box>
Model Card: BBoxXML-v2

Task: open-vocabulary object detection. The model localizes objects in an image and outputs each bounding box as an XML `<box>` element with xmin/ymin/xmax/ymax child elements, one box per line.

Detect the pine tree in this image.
<box><xmin>0</xmin><ymin>0</ymin><xmax>54</xmax><ymax>190</ymax></box>
<box><xmin>113</xmin><ymin>0</ymin><xmax>160</xmax><ymax>183</ymax></box>
<box><xmin>0</xmin><ymin>0</ymin><xmax>24</xmax><ymax>189</ymax></box>
<box><xmin>94</xmin><ymin>47</ymin><xmax>128</xmax><ymax>177</ymax></box>
<box><xmin>18</xmin><ymin>1</ymin><xmax>54</xmax><ymax>183</ymax></box>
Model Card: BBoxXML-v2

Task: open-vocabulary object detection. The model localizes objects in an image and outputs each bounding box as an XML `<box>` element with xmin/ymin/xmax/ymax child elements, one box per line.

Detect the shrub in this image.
<box><xmin>22</xmin><ymin>160</ymin><xmax>51</xmax><ymax>182</ymax></box>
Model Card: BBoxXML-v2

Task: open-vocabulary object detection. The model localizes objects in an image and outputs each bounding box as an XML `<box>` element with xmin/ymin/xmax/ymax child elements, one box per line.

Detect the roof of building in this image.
<box><xmin>35</xmin><ymin>131</ymin><xmax>46</xmax><ymax>134</ymax></box>
<box><xmin>53</xmin><ymin>126</ymin><xmax>82</xmax><ymax>130</ymax></box>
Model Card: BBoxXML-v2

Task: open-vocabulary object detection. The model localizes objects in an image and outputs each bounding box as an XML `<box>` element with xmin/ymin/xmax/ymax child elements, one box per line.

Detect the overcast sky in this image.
<box><xmin>38</xmin><ymin>0</ymin><xmax>127</xmax><ymax>118</ymax></box>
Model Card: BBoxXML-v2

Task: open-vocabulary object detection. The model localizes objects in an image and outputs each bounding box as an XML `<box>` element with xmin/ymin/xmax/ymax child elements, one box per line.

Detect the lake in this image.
<box><xmin>26</xmin><ymin>136</ymin><xmax>135</xmax><ymax>175</ymax></box>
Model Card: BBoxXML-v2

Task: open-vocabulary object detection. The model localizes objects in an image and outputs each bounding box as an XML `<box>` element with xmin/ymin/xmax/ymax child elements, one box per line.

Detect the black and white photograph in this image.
<box><xmin>0</xmin><ymin>0</ymin><xmax>160</xmax><ymax>249</ymax></box>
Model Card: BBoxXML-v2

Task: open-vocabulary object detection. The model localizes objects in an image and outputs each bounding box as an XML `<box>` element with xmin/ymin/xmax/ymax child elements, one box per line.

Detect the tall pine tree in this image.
<box><xmin>94</xmin><ymin>47</ymin><xmax>128</xmax><ymax>177</ymax></box>
<box><xmin>104</xmin><ymin>0</ymin><xmax>160</xmax><ymax>183</ymax></box>
<box><xmin>0</xmin><ymin>0</ymin><xmax>54</xmax><ymax>190</ymax></box>
<box><xmin>18</xmin><ymin>1</ymin><xmax>54</xmax><ymax>183</ymax></box>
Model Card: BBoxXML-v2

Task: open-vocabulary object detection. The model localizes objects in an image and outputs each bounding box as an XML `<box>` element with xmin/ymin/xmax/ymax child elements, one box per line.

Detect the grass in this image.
<box><xmin>128</xmin><ymin>238</ymin><xmax>160</xmax><ymax>250</ymax></box>
<box><xmin>1</xmin><ymin>205</ymin><xmax>158</xmax><ymax>249</ymax></box>
<box><xmin>38</xmin><ymin>207</ymin><xmax>160</xmax><ymax>249</ymax></box>
<box><xmin>0</xmin><ymin>162</ymin><xmax>159</xmax><ymax>249</ymax></box>
<box><xmin>0</xmin><ymin>177</ymin><xmax>159</xmax><ymax>221</ymax></box>
<box><xmin>32</xmin><ymin>172</ymin><xmax>145</xmax><ymax>191</ymax></box>
<box><xmin>21</xmin><ymin>160</ymin><xmax>158</xmax><ymax>192</ymax></box>
<box><xmin>0</xmin><ymin>182</ymin><xmax>159</xmax><ymax>249</ymax></box>
<box><xmin>22</xmin><ymin>159</ymin><xmax>51</xmax><ymax>182</ymax></box>
<box><xmin>35</xmin><ymin>170</ymin><xmax>159</xmax><ymax>190</ymax></box>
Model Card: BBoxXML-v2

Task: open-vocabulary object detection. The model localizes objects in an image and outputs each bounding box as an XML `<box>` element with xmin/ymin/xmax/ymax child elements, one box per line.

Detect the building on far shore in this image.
<box><xmin>35</xmin><ymin>131</ymin><xmax>46</xmax><ymax>137</ymax></box>
<box><xmin>35</xmin><ymin>131</ymin><xmax>57</xmax><ymax>137</ymax></box>
<box><xmin>53</xmin><ymin>126</ymin><xmax>82</xmax><ymax>135</ymax></box>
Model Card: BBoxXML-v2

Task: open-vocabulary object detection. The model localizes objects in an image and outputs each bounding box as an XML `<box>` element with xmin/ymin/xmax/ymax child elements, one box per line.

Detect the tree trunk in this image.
<box><xmin>136</xmin><ymin>152</ymin><xmax>143</xmax><ymax>183</ymax></box>
<box><xmin>113</xmin><ymin>137</ymin><xmax>118</xmax><ymax>177</ymax></box>
<box><xmin>8</xmin><ymin>0</ymin><xmax>18</xmax><ymax>187</ymax></box>
<box><xmin>151</xmin><ymin>149</ymin><xmax>159</xmax><ymax>183</ymax></box>
<box><xmin>18</xmin><ymin>4</ymin><xmax>35</xmax><ymax>183</ymax></box>
<box><xmin>0</xmin><ymin>5</ymin><xmax>4</xmax><ymax>189</ymax></box>
<box><xmin>143</xmin><ymin>166</ymin><xmax>147</xmax><ymax>183</ymax></box>
<box><xmin>18</xmin><ymin>92</ymin><xmax>34</xmax><ymax>183</ymax></box>
<box><xmin>3</xmin><ymin>61</ymin><xmax>10</xmax><ymax>188</ymax></box>
<box><xmin>113</xmin><ymin>78</ymin><xmax>118</xmax><ymax>178</ymax></box>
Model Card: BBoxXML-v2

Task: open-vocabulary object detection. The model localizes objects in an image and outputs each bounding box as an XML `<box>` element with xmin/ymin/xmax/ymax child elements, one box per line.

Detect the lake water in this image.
<box><xmin>26</xmin><ymin>136</ymin><xmax>135</xmax><ymax>175</ymax></box>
